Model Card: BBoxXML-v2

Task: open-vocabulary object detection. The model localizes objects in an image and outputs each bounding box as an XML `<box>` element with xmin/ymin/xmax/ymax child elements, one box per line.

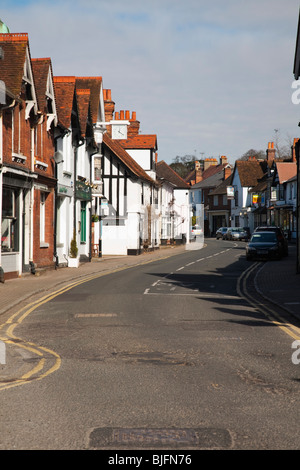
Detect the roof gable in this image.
<box><xmin>235</xmin><ymin>160</ymin><xmax>267</xmax><ymax>187</ymax></box>
<box><xmin>103</xmin><ymin>133</ymin><xmax>155</xmax><ymax>184</ymax></box>
<box><xmin>53</xmin><ymin>76</ymin><xmax>76</xmax><ymax>129</ymax></box>
<box><xmin>31</xmin><ymin>58</ymin><xmax>57</xmax><ymax>128</ymax></box>
<box><xmin>156</xmin><ymin>161</ymin><xmax>190</xmax><ymax>189</ymax></box>
<box><xmin>0</xmin><ymin>33</ymin><xmax>38</xmax><ymax>116</ymax></box>
<box><xmin>76</xmin><ymin>88</ymin><xmax>91</xmax><ymax>138</ymax></box>
<box><xmin>75</xmin><ymin>77</ymin><xmax>103</xmax><ymax>124</ymax></box>
<box><xmin>274</xmin><ymin>162</ymin><xmax>297</xmax><ymax>184</ymax></box>
<box><xmin>0</xmin><ymin>33</ymin><xmax>28</xmax><ymax>97</ymax></box>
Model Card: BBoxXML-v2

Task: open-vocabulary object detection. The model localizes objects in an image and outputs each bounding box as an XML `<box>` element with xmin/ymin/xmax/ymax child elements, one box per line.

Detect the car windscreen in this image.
<box><xmin>251</xmin><ymin>233</ymin><xmax>277</xmax><ymax>243</ymax></box>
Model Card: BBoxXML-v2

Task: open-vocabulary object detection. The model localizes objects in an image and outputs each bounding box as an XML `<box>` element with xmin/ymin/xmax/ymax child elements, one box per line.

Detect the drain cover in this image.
<box><xmin>89</xmin><ymin>427</ymin><xmax>232</xmax><ymax>449</ymax></box>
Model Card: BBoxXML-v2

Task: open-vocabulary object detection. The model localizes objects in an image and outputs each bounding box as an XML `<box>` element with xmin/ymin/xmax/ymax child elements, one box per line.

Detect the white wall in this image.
<box><xmin>126</xmin><ymin>149</ymin><xmax>151</xmax><ymax>171</ymax></box>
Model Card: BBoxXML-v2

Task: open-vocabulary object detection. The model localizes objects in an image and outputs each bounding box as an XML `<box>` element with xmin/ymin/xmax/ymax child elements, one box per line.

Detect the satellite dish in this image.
<box><xmin>54</xmin><ymin>150</ymin><xmax>63</xmax><ymax>164</ymax></box>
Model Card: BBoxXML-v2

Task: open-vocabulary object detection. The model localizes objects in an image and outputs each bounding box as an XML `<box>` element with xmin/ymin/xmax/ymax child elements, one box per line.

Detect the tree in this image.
<box><xmin>238</xmin><ymin>149</ymin><xmax>265</xmax><ymax>161</ymax></box>
<box><xmin>169</xmin><ymin>154</ymin><xmax>197</xmax><ymax>178</ymax></box>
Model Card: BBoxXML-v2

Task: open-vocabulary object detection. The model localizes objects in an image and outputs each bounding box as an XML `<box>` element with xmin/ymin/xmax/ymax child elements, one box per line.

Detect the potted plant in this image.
<box><xmin>68</xmin><ymin>229</ymin><xmax>79</xmax><ymax>268</ymax></box>
<box><xmin>91</xmin><ymin>214</ymin><xmax>99</xmax><ymax>222</ymax></box>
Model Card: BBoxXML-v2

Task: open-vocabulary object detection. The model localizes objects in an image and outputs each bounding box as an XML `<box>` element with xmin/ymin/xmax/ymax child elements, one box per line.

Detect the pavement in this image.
<box><xmin>254</xmin><ymin>243</ymin><xmax>300</xmax><ymax>320</ymax></box>
<box><xmin>0</xmin><ymin>240</ymin><xmax>299</xmax><ymax>385</ymax></box>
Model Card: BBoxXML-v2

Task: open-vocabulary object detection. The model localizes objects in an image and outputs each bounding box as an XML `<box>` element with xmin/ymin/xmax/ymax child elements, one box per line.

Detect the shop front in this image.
<box><xmin>1</xmin><ymin>170</ymin><xmax>34</xmax><ymax>279</ymax></box>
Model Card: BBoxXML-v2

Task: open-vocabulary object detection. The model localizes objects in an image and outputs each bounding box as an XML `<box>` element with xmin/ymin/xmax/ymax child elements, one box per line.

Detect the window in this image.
<box><xmin>1</xmin><ymin>187</ymin><xmax>19</xmax><ymax>252</ymax></box>
<box><xmin>271</xmin><ymin>187</ymin><xmax>277</xmax><ymax>200</ymax></box>
<box><xmin>213</xmin><ymin>195</ymin><xmax>218</xmax><ymax>206</ymax></box>
<box><xmin>93</xmin><ymin>156</ymin><xmax>101</xmax><ymax>181</ymax></box>
<box><xmin>223</xmin><ymin>195</ymin><xmax>227</xmax><ymax>205</ymax></box>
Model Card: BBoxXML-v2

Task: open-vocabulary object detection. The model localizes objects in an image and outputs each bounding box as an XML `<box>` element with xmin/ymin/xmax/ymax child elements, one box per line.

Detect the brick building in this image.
<box><xmin>31</xmin><ymin>58</ymin><xmax>57</xmax><ymax>270</ymax></box>
<box><xmin>0</xmin><ymin>33</ymin><xmax>41</xmax><ymax>279</ymax></box>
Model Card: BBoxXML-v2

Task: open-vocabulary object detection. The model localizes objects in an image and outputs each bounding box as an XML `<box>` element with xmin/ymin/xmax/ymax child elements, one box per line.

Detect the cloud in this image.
<box><xmin>1</xmin><ymin>0</ymin><xmax>300</xmax><ymax>164</ymax></box>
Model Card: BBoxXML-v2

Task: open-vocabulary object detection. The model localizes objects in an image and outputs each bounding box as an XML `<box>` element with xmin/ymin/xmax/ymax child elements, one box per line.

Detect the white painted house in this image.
<box><xmin>156</xmin><ymin>160</ymin><xmax>190</xmax><ymax>244</ymax></box>
<box><xmin>230</xmin><ymin>159</ymin><xmax>267</xmax><ymax>232</ymax></box>
<box><xmin>53</xmin><ymin>76</ymin><xmax>100</xmax><ymax>266</ymax></box>
<box><xmin>99</xmin><ymin>133</ymin><xmax>157</xmax><ymax>255</ymax></box>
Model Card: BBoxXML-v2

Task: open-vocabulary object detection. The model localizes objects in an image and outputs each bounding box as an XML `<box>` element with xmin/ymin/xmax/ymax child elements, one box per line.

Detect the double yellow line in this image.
<box><xmin>0</xmin><ymin>253</ymin><xmax>178</xmax><ymax>391</ymax></box>
<box><xmin>237</xmin><ymin>262</ymin><xmax>300</xmax><ymax>341</ymax></box>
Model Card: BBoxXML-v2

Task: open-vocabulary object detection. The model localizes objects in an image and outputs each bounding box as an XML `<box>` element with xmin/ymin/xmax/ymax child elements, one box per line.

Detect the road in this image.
<box><xmin>0</xmin><ymin>238</ymin><xmax>299</xmax><ymax>450</ymax></box>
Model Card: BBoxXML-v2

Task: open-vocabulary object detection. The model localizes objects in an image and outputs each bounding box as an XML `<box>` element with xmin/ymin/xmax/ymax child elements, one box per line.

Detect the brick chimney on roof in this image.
<box><xmin>223</xmin><ymin>165</ymin><xmax>232</xmax><ymax>180</ymax></box>
<box><xmin>220</xmin><ymin>156</ymin><xmax>228</xmax><ymax>165</ymax></box>
<box><xmin>103</xmin><ymin>89</ymin><xmax>115</xmax><ymax>137</ymax></box>
<box><xmin>266</xmin><ymin>142</ymin><xmax>275</xmax><ymax>162</ymax></box>
<box><xmin>194</xmin><ymin>161</ymin><xmax>202</xmax><ymax>183</ymax></box>
<box><xmin>127</xmin><ymin>111</ymin><xmax>140</xmax><ymax>137</ymax></box>
<box><xmin>203</xmin><ymin>158</ymin><xmax>218</xmax><ymax>171</ymax></box>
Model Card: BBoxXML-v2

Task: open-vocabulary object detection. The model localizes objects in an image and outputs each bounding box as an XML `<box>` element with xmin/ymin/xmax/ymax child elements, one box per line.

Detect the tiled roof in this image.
<box><xmin>275</xmin><ymin>162</ymin><xmax>297</xmax><ymax>184</ymax></box>
<box><xmin>76</xmin><ymin>88</ymin><xmax>91</xmax><ymax>137</ymax></box>
<box><xmin>185</xmin><ymin>163</ymin><xmax>227</xmax><ymax>185</ymax></box>
<box><xmin>103</xmin><ymin>133</ymin><xmax>155</xmax><ymax>184</ymax></box>
<box><xmin>193</xmin><ymin>169</ymin><xmax>226</xmax><ymax>189</ymax></box>
<box><xmin>31</xmin><ymin>58</ymin><xmax>53</xmax><ymax>113</ymax></box>
<box><xmin>119</xmin><ymin>134</ymin><xmax>157</xmax><ymax>150</ymax></box>
<box><xmin>235</xmin><ymin>160</ymin><xmax>268</xmax><ymax>187</ymax></box>
<box><xmin>209</xmin><ymin>174</ymin><xmax>233</xmax><ymax>195</ymax></box>
<box><xmin>0</xmin><ymin>33</ymin><xmax>28</xmax><ymax>97</ymax></box>
<box><xmin>53</xmin><ymin>76</ymin><xmax>76</xmax><ymax>129</ymax></box>
<box><xmin>156</xmin><ymin>161</ymin><xmax>190</xmax><ymax>189</ymax></box>
<box><xmin>249</xmin><ymin>175</ymin><xmax>269</xmax><ymax>193</ymax></box>
<box><xmin>75</xmin><ymin>77</ymin><xmax>102</xmax><ymax>124</ymax></box>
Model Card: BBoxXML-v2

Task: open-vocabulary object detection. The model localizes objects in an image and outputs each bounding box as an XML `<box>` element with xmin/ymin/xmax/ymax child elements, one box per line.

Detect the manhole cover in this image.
<box><xmin>89</xmin><ymin>427</ymin><xmax>232</xmax><ymax>449</ymax></box>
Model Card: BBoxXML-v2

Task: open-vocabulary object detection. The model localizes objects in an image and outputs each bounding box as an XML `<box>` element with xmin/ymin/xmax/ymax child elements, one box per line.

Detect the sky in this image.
<box><xmin>1</xmin><ymin>0</ymin><xmax>300</xmax><ymax>165</ymax></box>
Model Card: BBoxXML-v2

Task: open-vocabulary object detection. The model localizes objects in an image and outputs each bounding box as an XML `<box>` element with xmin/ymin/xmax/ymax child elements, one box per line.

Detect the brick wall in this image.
<box><xmin>32</xmin><ymin>188</ymin><xmax>55</xmax><ymax>268</ymax></box>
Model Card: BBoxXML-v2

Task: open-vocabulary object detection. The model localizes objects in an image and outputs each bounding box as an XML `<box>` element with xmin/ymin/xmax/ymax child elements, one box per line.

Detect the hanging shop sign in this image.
<box><xmin>75</xmin><ymin>180</ymin><xmax>92</xmax><ymax>201</ymax></box>
<box><xmin>227</xmin><ymin>186</ymin><xmax>234</xmax><ymax>199</ymax></box>
<box><xmin>57</xmin><ymin>184</ymin><xmax>73</xmax><ymax>198</ymax></box>
<box><xmin>252</xmin><ymin>194</ymin><xmax>262</xmax><ymax>204</ymax></box>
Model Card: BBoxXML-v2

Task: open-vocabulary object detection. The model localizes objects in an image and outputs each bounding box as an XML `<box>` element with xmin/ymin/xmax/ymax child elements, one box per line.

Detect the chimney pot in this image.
<box><xmin>115</xmin><ymin>111</ymin><xmax>119</xmax><ymax>120</ymax></box>
<box><xmin>120</xmin><ymin>110</ymin><xmax>125</xmax><ymax>120</ymax></box>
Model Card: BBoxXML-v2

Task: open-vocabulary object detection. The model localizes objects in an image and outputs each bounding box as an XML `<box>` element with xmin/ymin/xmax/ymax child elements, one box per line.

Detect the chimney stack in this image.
<box><xmin>103</xmin><ymin>89</ymin><xmax>115</xmax><ymax>137</ymax></box>
<box><xmin>223</xmin><ymin>165</ymin><xmax>232</xmax><ymax>180</ymax></box>
<box><xmin>203</xmin><ymin>158</ymin><xmax>218</xmax><ymax>171</ymax></box>
<box><xmin>266</xmin><ymin>142</ymin><xmax>275</xmax><ymax>162</ymax></box>
<box><xmin>220</xmin><ymin>155</ymin><xmax>228</xmax><ymax>165</ymax></box>
<box><xmin>127</xmin><ymin>111</ymin><xmax>140</xmax><ymax>137</ymax></box>
<box><xmin>195</xmin><ymin>162</ymin><xmax>202</xmax><ymax>183</ymax></box>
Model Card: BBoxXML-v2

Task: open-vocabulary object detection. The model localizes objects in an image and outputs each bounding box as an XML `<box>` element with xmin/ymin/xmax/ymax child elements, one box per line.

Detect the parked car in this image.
<box><xmin>254</xmin><ymin>226</ymin><xmax>288</xmax><ymax>256</ymax></box>
<box><xmin>190</xmin><ymin>225</ymin><xmax>203</xmax><ymax>239</ymax></box>
<box><xmin>246</xmin><ymin>231</ymin><xmax>284</xmax><ymax>260</ymax></box>
<box><xmin>216</xmin><ymin>227</ymin><xmax>228</xmax><ymax>239</ymax></box>
<box><xmin>225</xmin><ymin>227</ymin><xmax>249</xmax><ymax>241</ymax></box>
